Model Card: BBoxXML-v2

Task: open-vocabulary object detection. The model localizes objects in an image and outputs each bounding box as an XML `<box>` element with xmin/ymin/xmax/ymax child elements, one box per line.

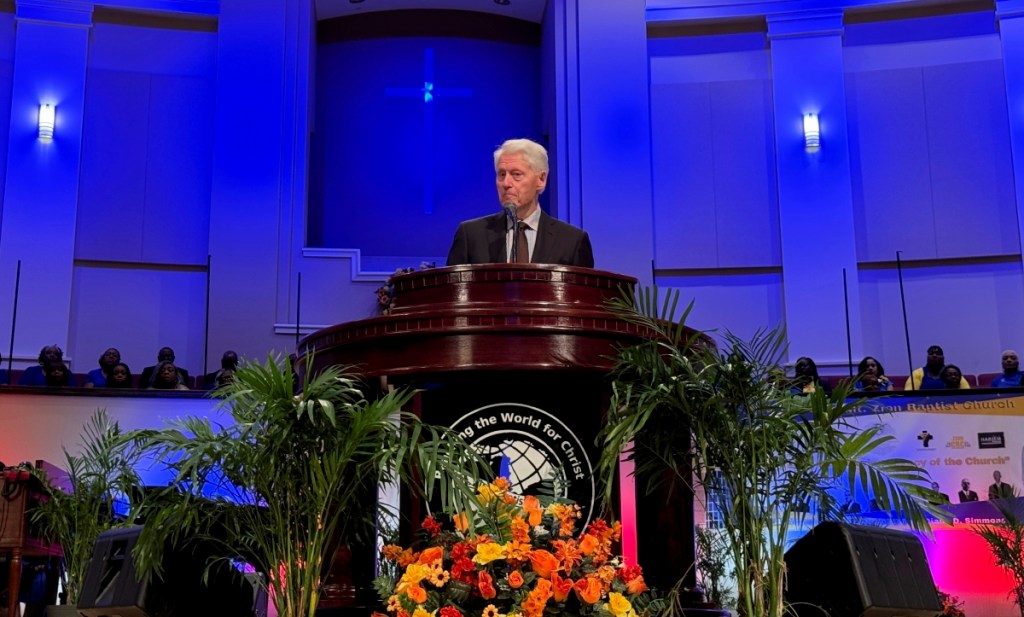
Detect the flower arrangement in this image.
<box><xmin>375</xmin><ymin>262</ymin><xmax>436</xmax><ymax>314</ymax></box>
<box><xmin>374</xmin><ymin>478</ymin><xmax>663</xmax><ymax>617</ymax></box>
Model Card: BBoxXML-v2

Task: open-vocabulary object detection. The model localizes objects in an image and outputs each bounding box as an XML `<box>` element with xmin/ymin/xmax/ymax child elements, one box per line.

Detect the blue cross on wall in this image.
<box><xmin>385</xmin><ymin>48</ymin><xmax>472</xmax><ymax>215</ymax></box>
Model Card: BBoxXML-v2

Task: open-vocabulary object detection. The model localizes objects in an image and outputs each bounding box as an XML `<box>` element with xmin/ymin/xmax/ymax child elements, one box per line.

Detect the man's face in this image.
<box><xmin>496</xmin><ymin>154</ymin><xmax>546</xmax><ymax>216</ymax></box>
<box><xmin>995</xmin><ymin>470</ymin><xmax>1002</xmax><ymax>482</ymax></box>
<box><xmin>1003</xmin><ymin>352</ymin><xmax>1019</xmax><ymax>373</ymax></box>
<box><xmin>158</xmin><ymin>347</ymin><xmax>175</xmax><ymax>362</ymax></box>
<box><xmin>103</xmin><ymin>348</ymin><xmax>120</xmax><ymax>366</ymax></box>
<box><xmin>962</xmin><ymin>479</ymin><xmax>970</xmax><ymax>490</ymax></box>
<box><xmin>927</xmin><ymin>347</ymin><xmax>944</xmax><ymax>367</ymax></box>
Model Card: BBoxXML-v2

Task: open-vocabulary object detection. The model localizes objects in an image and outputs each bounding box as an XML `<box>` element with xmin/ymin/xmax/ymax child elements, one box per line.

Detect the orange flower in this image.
<box><xmin>406</xmin><ymin>584</ymin><xmax>427</xmax><ymax>604</ymax></box>
<box><xmin>508</xmin><ymin>570</ymin><xmax>525</xmax><ymax>589</ymax></box>
<box><xmin>524</xmin><ymin>578</ymin><xmax>553</xmax><ymax>614</ymax></box>
<box><xmin>510</xmin><ymin>517</ymin><xmax>531</xmax><ymax>543</ymax></box>
<box><xmin>503</xmin><ymin>540</ymin><xmax>532</xmax><ymax>566</ymax></box>
<box><xmin>523</xmin><ymin>495</ymin><xmax>544</xmax><ymax>527</ymax></box>
<box><xmin>551</xmin><ymin>571</ymin><xmax>573</xmax><ymax>602</ymax></box>
<box><xmin>552</xmin><ymin>539</ymin><xmax>583</xmax><ymax>572</ymax></box>
<box><xmin>626</xmin><ymin>574</ymin><xmax>648</xmax><ymax>595</ymax></box>
<box><xmin>478</xmin><ymin>570</ymin><xmax>496</xmax><ymax>600</ymax></box>
<box><xmin>530</xmin><ymin>549</ymin><xmax>561</xmax><ymax>579</ymax></box>
<box><xmin>418</xmin><ymin>546</ymin><xmax>443</xmax><ymax>564</ymax></box>
<box><xmin>574</xmin><ymin>576</ymin><xmax>602</xmax><ymax>604</ymax></box>
<box><xmin>578</xmin><ymin>533</ymin><xmax>599</xmax><ymax>556</ymax></box>
<box><xmin>382</xmin><ymin>544</ymin><xmax>404</xmax><ymax>562</ymax></box>
<box><xmin>453</xmin><ymin>512</ymin><xmax>469</xmax><ymax>533</ymax></box>
<box><xmin>397</xmin><ymin>548</ymin><xmax>418</xmax><ymax>567</ymax></box>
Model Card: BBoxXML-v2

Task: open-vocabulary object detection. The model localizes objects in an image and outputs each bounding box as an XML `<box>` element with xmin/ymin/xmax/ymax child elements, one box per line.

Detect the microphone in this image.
<box><xmin>503</xmin><ymin>203</ymin><xmax>519</xmax><ymax>263</ymax></box>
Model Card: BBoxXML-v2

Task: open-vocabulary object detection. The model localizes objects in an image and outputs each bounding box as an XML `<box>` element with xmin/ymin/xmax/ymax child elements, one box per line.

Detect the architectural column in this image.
<box><xmin>0</xmin><ymin>0</ymin><xmax>91</xmax><ymax>367</ymax></box>
<box><xmin>206</xmin><ymin>0</ymin><xmax>312</xmax><ymax>364</ymax></box>
<box><xmin>996</xmin><ymin>0</ymin><xmax>1024</xmax><ymax>270</ymax></box>
<box><xmin>545</xmin><ymin>0</ymin><xmax>655</xmax><ymax>283</ymax></box>
<box><xmin>768</xmin><ymin>10</ymin><xmax>863</xmax><ymax>366</ymax></box>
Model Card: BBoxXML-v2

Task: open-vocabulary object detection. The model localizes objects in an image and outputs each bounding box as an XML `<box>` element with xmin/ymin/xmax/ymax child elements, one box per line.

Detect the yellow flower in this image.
<box><xmin>477</xmin><ymin>480</ymin><xmax>506</xmax><ymax>505</ymax></box>
<box><xmin>481</xmin><ymin>604</ymin><xmax>502</xmax><ymax>617</ymax></box>
<box><xmin>608</xmin><ymin>592</ymin><xmax>637</xmax><ymax>617</ymax></box>
<box><xmin>411</xmin><ymin>608</ymin><xmax>435</xmax><ymax>617</ymax></box>
<box><xmin>473</xmin><ymin>541</ymin><xmax>506</xmax><ymax>564</ymax></box>
<box><xmin>386</xmin><ymin>595</ymin><xmax>402</xmax><ymax>612</ymax></box>
<box><xmin>398</xmin><ymin>563</ymin><xmax>431</xmax><ymax>587</ymax></box>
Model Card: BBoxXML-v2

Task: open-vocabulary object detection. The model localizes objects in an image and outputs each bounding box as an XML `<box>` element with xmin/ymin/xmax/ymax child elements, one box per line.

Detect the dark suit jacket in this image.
<box><xmin>446</xmin><ymin>210</ymin><xmax>594</xmax><ymax>268</ymax></box>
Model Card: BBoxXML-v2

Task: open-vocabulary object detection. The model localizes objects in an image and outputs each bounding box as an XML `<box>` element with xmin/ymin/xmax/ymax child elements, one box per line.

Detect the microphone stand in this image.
<box><xmin>504</xmin><ymin>204</ymin><xmax>518</xmax><ymax>263</ymax></box>
<box><xmin>897</xmin><ymin>250</ymin><xmax>915</xmax><ymax>389</ymax></box>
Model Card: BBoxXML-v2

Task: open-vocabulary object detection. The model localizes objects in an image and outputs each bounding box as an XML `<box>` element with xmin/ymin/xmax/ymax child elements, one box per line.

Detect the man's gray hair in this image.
<box><xmin>494</xmin><ymin>138</ymin><xmax>549</xmax><ymax>175</ymax></box>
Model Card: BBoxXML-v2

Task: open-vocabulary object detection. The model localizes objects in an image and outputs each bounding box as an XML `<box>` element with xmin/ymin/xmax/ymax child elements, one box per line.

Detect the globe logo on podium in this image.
<box><xmin>451</xmin><ymin>402</ymin><xmax>596</xmax><ymax>526</ymax></box>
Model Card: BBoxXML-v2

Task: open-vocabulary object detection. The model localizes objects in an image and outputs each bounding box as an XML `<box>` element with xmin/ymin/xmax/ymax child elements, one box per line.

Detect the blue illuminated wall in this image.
<box><xmin>309</xmin><ymin>21</ymin><xmax>540</xmax><ymax>269</ymax></box>
<box><xmin>648</xmin><ymin>3</ymin><xmax>1024</xmax><ymax>376</ymax></box>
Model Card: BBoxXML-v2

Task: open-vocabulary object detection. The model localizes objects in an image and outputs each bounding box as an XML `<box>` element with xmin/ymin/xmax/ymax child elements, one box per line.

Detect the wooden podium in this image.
<box><xmin>297</xmin><ymin>263</ymin><xmax>695</xmax><ymax>603</ymax></box>
<box><xmin>1</xmin><ymin>462</ymin><xmax>65</xmax><ymax>617</ymax></box>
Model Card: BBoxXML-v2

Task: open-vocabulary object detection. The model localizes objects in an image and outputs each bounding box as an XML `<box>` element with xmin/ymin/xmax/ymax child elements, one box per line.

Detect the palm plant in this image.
<box><xmin>30</xmin><ymin>409</ymin><xmax>145</xmax><ymax>605</ymax></box>
<box><xmin>596</xmin><ymin>287</ymin><xmax>946</xmax><ymax>617</ymax></box>
<box><xmin>133</xmin><ymin>353</ymin><xmax>490</xmax><ymax>617</ymax></box>
<box><xmin>973</xmin><ymin>495</ymin><xmax>1024</xmax><ymax>616</ymax></box>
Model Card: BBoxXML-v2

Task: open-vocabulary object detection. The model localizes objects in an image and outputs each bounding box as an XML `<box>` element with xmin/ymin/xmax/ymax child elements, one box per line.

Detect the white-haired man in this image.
<box><xmin>446</xmin><ymin>138</ymin><xmax>594</xmax><ymax>268</ymax></box>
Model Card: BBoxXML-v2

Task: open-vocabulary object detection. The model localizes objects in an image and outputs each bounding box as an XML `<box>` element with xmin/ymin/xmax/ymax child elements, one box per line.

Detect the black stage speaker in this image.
<box><xmin>784</xmin><ymin>521</ymin><xmax>942</xmax><ymax>617</ymax></box>
<box><xmin>77</xmin><ymin>526</ymin><xmax>266</xmax><ymax>617</ymax></box>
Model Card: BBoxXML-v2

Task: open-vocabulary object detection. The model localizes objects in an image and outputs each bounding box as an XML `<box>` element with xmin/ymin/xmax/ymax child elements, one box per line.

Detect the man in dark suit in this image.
<box><xmin>988</xmin><ymin>470</ymin><xmax>1014</xmax><ymax>500</ymax></box>
<box><xmin>139</xmin><ymin>346</ymin><xmax>190</xmax><ymax>388</ymax></box>
<box><xmin>958</xmin><ymin>478</ymin><xmax>979</xmax><ymax>503</ymax></box>
<box><xmin>446</xmin><ymin>138</ymin><xmax>594</xmax><ymax>268</ymax></box>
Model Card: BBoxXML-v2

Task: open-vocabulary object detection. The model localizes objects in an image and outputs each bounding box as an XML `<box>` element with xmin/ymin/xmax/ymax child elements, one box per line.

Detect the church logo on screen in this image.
<box><xmin>916</xmin><ymin>430</ymin><xmax>934</xmax><ymax>448</ymax></box>
<box><xmin>451</xmin><ymin>402</ymin><xmax>596</xmax><ymax>527</ymax></box>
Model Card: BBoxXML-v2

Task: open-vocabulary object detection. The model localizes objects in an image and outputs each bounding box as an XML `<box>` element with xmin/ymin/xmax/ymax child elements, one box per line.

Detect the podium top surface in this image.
<box><xmin>298</xmin><ymin>264</ymin><xmax>646</xmax><ymax>377</ymax></box>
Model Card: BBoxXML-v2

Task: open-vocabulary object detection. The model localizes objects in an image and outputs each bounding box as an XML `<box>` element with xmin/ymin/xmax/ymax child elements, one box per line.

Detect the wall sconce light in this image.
<box><xmin>803</xmin><ymin>113</ymin><xmax>820</xmax><ymax>151</ymax></box>
<box><xmin>38</xmin><ymin>103</ymin><xmax>55</xmax><ymax>141</ymax></box>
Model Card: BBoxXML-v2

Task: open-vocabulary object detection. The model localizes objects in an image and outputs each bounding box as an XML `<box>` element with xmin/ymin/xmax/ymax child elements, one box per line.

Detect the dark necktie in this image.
<box><xmin>515</xmin><ymin>221</ymin><xmax>530</xmax><ymax>263</ymax></box>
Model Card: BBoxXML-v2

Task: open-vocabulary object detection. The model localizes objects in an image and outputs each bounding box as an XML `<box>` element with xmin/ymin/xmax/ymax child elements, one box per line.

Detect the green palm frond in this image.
<box><xmin>133</xmin><ymin>353</ymin><xmax>489</xmax><ymax>617</ymax></box>
<box><xmin>597</xmin><ymin>286</ymin><xmax>942</xmax><ymax>617</ymax></box>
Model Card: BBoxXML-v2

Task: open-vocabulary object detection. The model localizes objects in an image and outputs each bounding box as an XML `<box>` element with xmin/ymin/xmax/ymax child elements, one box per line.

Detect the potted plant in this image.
<box><xmin>595</xmin><ymin>288</ymin><xmax>946</xmax><ymax>617</ymax></box>
<box><xmin>132</xmin><ymin>353</ymin><xmax>490</xmax><ymax>617</ymax></box>
<box><xmin>30</xmin><ymin>409</ymin><xmax>146</xmax><ymax>611</ymax></box>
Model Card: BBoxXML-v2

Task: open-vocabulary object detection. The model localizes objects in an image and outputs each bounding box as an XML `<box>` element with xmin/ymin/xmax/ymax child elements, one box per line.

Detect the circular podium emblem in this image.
<box><xmin>451</xmin><ymin>402</ymin><xmax>596</xmax><ymax>526</ymax></box>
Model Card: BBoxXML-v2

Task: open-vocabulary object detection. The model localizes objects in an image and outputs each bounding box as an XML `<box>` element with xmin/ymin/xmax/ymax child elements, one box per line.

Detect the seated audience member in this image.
<box><xmin>905</xmin><ymin>345</ymin><xmax>968</xmax><ymax>390</ymax></box>
<box><xmin>958</xmin><ymin>478</ymin><xmax>978</xmax><ymax>503</ymax></box>
<box><xmin>215</xmin><ymin>368</ymin><xmax>235</xmax><ymax>388</ymax></box>
<box><xmin>790</xmin><ymin>357</ymin><xmax>827</xmax><ymax>395</ymax></box>
<box><xmin>105</xmin><ymin>362</ymin><xmax>133</xmax><ymax>389</ymax></box>
<box><xmin>139</xmin><ymin>347</ymin><xmax>190</xmax><ymax>388</ymax></box>
<box><xmin>991</xmin><ymin>349</ymin><xmax>1024</xmax><ymax>388</ymax></box>
<box><xmin>149</xmin><ymin>360</ymin><xmax>189</xmax><ymax>390</ymax></box>
<box><xmin>43</xmin><ymin>361</ymin><xmax>72</xmax><ymax>387</ymax></box>
<box><xmin>84</xmin><ymin>347</ymin><xmax>121</xmax><ymax>388</ymax></box>
<box><xmin>853</xmin><ymin>356</ymin><xmax>894</xmax><ymax>392</ymax></box>
<box><xmin>989</xmin><ymin>470</ymin><xmax>1014</xmax><ymax>500</ymax></box>
<box><xmin>18</xmin><ymin>345</ymin><xmax>78</xmax><ymax>386</ymax></box>
<box><xmin>203</xmin><ymin>350</ymin><xmax>239</xmax><ymax>389</ymax></box>
<box><xmin>931</xmin><ymin>481</ymin><xmax>950</xmax><ymax>504</ymax></box>
<box><xmin>941</xmin><ymin>364</ymin><xmax>967</xmax><ymax>390</ymax></box>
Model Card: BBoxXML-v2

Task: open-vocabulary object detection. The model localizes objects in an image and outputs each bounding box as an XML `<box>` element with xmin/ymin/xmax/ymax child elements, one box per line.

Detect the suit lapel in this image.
<box><xmin>532</xmin><ymin>211</ymin><xmax>556</xmax><ymax>264</ymax></box>
<box><xmin>487</xmin><ymin>212</ymin><xmax>507</xmax><ymax>263</ymax></box>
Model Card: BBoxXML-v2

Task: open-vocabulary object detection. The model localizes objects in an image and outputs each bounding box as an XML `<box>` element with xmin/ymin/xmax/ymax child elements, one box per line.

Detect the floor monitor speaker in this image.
<box><xmin>784</xmin><ymin>521</ymin><xmax>942</xmax><ymax>617</ymax></box>
<box><xmin>76</xmin><ymin>526</ymin><xmax>264</xmax><ymax>617</ymax></box>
